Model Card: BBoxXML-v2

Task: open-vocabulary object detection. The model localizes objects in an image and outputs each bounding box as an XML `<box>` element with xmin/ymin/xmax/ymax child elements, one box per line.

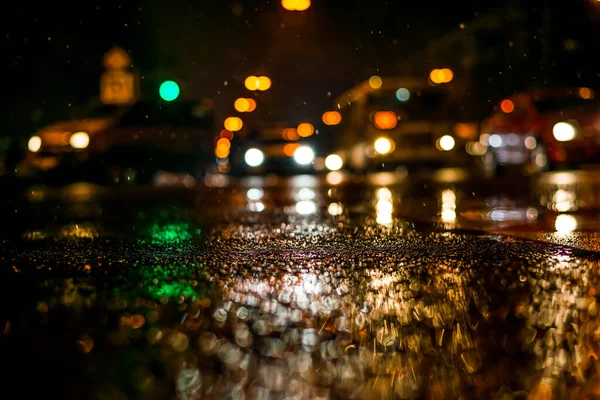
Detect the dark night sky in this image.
<box><xmin>2</xmin><ymin>0</ymin><xmax>599</xmax><ymax>138</ymax></box>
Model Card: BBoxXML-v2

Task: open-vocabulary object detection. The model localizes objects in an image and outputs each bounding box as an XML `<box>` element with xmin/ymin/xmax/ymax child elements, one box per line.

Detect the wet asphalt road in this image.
<box><xmin>2</xmin><ymin>169</ymin><xmax>600</xmax><ymax>399</ymax></box>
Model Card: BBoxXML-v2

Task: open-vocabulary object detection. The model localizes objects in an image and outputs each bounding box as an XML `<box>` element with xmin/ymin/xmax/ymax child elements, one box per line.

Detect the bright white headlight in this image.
<box><xmin>553</xmin><ymin>122</ymin><xmax>576</xmax><ymax>142</ymax></box>
<box><xmin>245</xmin><ymin>148</ymin><xmax>264</xmax><ymax>167</ymax></box>
<box><xmin>293</xmin><ymin>146</ymin><xmax>315</xmax><ymax>165</ymax></box>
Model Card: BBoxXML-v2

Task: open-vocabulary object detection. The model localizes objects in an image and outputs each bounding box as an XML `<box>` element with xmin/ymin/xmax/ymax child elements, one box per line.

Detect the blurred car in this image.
<box><xmin>480</xmin><ymin>87</ymin><xmax>600</xmax><ymax>174</ymax></box>
<box><xmin>326</xmin><ymin>76</ymin><xmax>493</xmax><ymax>176</ymax></box>
<box><xmin>22</xmin><ymin>100</ymin><xmax>214</xmax><ymax>184</ymax></box>
<box><xmin>217</xmin><ymin>125</ymin><xmax>327</xmax><ymax>176</ymax></box>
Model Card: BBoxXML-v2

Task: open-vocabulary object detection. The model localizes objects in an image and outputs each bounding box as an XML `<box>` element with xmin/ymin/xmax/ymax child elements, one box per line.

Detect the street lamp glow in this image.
<box><xmin>28</xmin><ymin>136</ymin><xmax>42</xmax><ymax>152</ymax></box>
<box><xmin>234</xmin><ymin>98</ymin><xmax>250</xmax><ymax>112</ymax></box>
<box><xmin>437</xmin><ymin>135</ymin><xmax>455</xmax><ymax>151</ymax></box>
<box><xmin>325</xmin><ymin>154</ymin><xmax>343</xmax><ymax>171</ymax></box>
<box><xmin>159</xmin><ymin>80</ymin><xmax>180</xmax><ymax>101</ymax></box>
<box><xmin>374</xmin><ymin>137</ymin><xmax>394</xmax><ymax>154</ymax></box>
<box><xmin>70</xmin><ymin>131</ymin><xmax>90</xmax><ymax>149</ymax></box>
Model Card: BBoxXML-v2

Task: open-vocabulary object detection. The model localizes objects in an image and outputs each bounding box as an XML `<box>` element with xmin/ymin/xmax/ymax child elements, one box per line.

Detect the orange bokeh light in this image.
<box><xmin>500</xmin><ymin>99</ymin><xmax>514</xmax><ymax>113</ymax></box>
<box><xmin>246</xmin><ymin>98</ymin><xmax>257</xmax><ymax>112</ymax></box>
<box><xmin>215</xmin><ymin>146</ymin><xmax>230</xmax><ymax>158</ymax></box>
<box><xmin>322</xmin><ymin>111</ymin><xmax>342</xmax><ymax>126</ymax></box>
<box><xmin>224</xmin><ymin>117</ymin><xmax>243</xmax><ymax>131</ymax></box>
<box><xmin>297</xmin><ymin>123</ymin><xmax>315</xmax><ymax>137</ymax></box>
<box><xmin>579</xmin><ymin>87</ymin><xmax>592</xmax><ymax>99</ymax></box>
<box><xmin>282</xmin><ymin>128</ymin><xmax>300</xmax><ymax>141</ymax></box>
<box><xmin>429</xmin><ymin>68</ymin><xmax>453</xmax><ymax>84</ymax></box>
<box><xmin>283</xmin><ymin>143</ymin><xmax>301</xmax><ymax>156</ymax></box>
<box><xmin>374</xmin><ymin>111</ymin><xmax>398</xmax><ymax>130</ymax></box>
<box><xmin>216</xmin><ymin>138</ymin><xmax>231</xmax><ymax>152</ymax></box>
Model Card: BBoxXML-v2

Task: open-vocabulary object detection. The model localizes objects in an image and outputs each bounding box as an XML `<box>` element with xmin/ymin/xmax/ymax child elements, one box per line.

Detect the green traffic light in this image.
<box><xmin>159</xmin><ymin>80</ymin><xmax>180</xmax><ymax>101</ymax></box>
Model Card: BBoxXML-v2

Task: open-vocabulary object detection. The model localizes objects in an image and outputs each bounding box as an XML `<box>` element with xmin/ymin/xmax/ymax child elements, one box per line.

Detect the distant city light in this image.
<box><xmin>159</xmin><ymin>80</ymin><xmax>180</xmax><ymax>101</ymax></box>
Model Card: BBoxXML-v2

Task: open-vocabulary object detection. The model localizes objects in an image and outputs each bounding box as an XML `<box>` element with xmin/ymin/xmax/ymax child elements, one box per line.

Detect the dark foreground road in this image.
<box><xmin>2</xmin><ymin>171</ymin><xmax>600</xmax><ymax>399</ymax></box>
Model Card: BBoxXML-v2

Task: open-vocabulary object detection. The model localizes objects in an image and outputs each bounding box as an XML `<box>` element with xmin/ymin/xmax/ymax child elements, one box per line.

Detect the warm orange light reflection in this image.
<box><xmin>246</xmin><ymin>98</ymin><xmax>257</xmax><ymax>112</ymax></box>
<box><xmin>374</xmin><ymin>111</ymin><xmax>398</xmax><ymax>130</ymax></box>
<box><xmin>234</xmin><ymin>98</ymin><xmax>250</xmax><ymax>112</ymax></box>
<box><xmin>322</xmin><ymin>111</ymin><xmax>342</xmax><ymax>125</ymax></box>
<box><xmin>283</xmin><ymin>143</ymin><xmax>301</xmax><ymax>156</ymax></box>
<box><xmin>257</xmin><ymin>76</ymin><xmax>271</xmax><ymax>91</ymax></box>
<box><xmin>579</xmin><ymin>87</ymin><xmax>592</xmax><ymax>99</ymax></box>
<box><xmin>282</xmin><ymin>0</ymin><xmax>311</xmax><ymax>11</ymax></box>
<box><xmin>244</xmin><ymin>76</ymin><xmax>259</xmax><ymax>91</ymax></box>
<box><xmin>297</xmin><ymin>123</ymin><xmax>315</xmax><ymax>137</ymax></box>
<box><xmin>500</xmin><ymin>99</ymin><xmax>514</xmax><ymax>113</ymax></box>
<box><xmin>282</xmin><ymin>128</ymin><xmax>300</xmax><ymax>141</ymax></box>
<box><xmin>224</xmin><ymin>117</ymin><xmax>243</xmax><ymax>131</ymax></box>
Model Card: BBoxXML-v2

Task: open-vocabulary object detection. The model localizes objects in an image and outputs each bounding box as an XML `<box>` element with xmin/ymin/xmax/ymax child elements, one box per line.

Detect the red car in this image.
<box><xmin>480</xmin><ymin>88</ymin><xmax>600</xmax><ymax>174</ymax></box>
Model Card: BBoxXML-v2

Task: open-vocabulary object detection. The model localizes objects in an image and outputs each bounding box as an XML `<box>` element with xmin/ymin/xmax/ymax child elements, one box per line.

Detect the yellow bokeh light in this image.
<box><xmin>297</xmin><ymin>122</ymin><xmax>315</xmax><ymax>137</ymax></box>
<box><xmin>257</xmin><ymin>76</ymin><xmax>272</xmax><ymax>91</ymax></box>
<box><xmin>369</xmin><ymin>75</ymin><xmax>383</xmax><ymax>89</ymax></box>
<box><xmin>234</xmin><ymin>98</ymin><xmax>250</xmax><ymax>112</ymax></box>
<box><xmin>430</xmin><ymin>68</ymin><xmax>453</xmax><ymax>84</ymax></box>
<box><xmin>322</xmin><ymin>111</ymin><xmax>342</xmax><ymax>126</ymax></box>
<box><xmin>224</xmin><ymin>117</ymin><xmax>243</xmax><ymax>131</ymax></box>
<box><xmin>244</xmin><ymin>76</ymin><xmax>260</xmax><ymax>91</ymax></box>
<box><xmin>282</xmin><ymin>0</ymin><xmax>311</xmax><ymax>11</ymax></box>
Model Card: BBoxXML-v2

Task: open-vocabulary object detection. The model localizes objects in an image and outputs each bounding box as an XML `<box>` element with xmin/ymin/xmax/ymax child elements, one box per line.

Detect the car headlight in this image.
<box><xmin>293</xmin><ymin>146</ymin><xmax>315</xmax><ymax>165</ymax></box>
<box><xmin>324</xmin><ymin>154</ymin><xmax>343</xmax><ymax>171</ymax></box>
<box><xmin>374</xmin><ymin>137</ymin><xmax>395</xmax><ymax>155</ymax></box>
<box><xmin>553</xmin><ymin>122</ymin><xmax>576</xmax><ymax>142</ymax></box>
<box><xmin>245</xmin><ymin>148</ymin><xmax>264</xmax><ymax>167</ymax></box>
<box><xmin>28</xmin><ymin>136</ymin><xmax>42</xmax><ymax>152</ymax></box>
<box><xmin>69</xmin><ymin>131</ymin><xmax>90</xmax><ymax>149</ymax></box>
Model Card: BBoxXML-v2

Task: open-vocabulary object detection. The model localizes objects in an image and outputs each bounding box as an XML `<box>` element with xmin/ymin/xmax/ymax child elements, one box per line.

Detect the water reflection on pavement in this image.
<box><xmin>2</xmin><ymin>171</ymin><xmax>600</xmax><ymax>399</ymax></box>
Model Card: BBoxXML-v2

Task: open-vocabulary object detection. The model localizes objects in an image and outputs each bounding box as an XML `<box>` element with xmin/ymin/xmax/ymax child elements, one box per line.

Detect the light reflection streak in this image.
<box><xmin>440</xmin><ymin>189</ymin><xmax>457</xmax><ymax>224</ymax></box>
